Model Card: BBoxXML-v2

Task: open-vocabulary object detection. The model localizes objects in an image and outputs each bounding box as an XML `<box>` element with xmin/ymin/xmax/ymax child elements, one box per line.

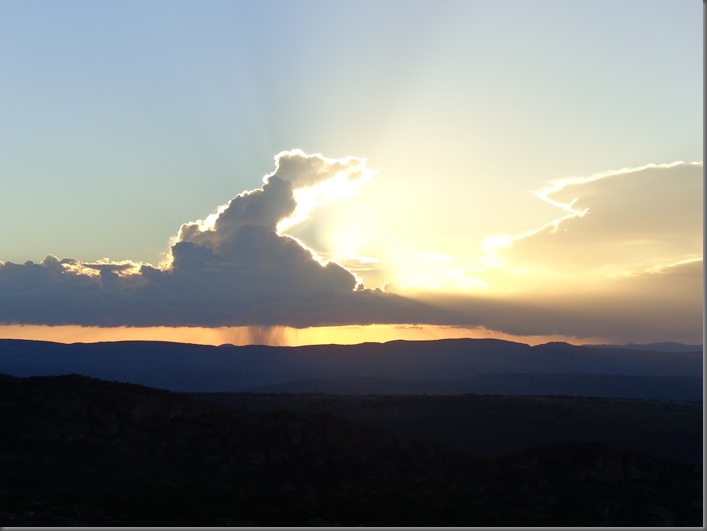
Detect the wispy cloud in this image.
<box><xmin>477</xmin><ymin>161</ymin><xmax>703</xmax><ymax>284</ymax></box>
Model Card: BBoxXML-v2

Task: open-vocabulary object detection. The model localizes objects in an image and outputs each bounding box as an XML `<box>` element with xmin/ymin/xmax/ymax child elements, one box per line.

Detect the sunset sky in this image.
<box><xmin>0</xmin><ymin>0</ymin><xmax>702</xmax><ymax>346</ymax></box>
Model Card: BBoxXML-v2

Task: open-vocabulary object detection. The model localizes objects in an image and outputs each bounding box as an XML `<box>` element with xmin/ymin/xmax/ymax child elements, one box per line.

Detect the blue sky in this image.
<box><xmin>0</xmin><ymin>0</ymin><xmax>702</xmax><ymax>344</ymax></box>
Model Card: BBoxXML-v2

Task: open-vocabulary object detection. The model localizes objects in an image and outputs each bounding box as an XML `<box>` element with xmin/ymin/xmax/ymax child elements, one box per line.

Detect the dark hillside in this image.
<box><xmin>192</xmin><ymin>392</ymin><xmax>703</xmax><ymax>466</ymax></box>
<box><xmin>0</xmin><ymin>373</ymin><xmax>702</xmax><ymax>526</ymax></box>
<box><xmin>241</xmin><ymin>373</ymin><xmax>702</xmax><ymax>402</ymax></box>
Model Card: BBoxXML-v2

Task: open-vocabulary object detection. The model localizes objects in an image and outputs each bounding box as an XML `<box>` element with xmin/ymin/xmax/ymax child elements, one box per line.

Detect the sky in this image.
<box><xmin>0</xmin><ymin>0</ymin><xmax>702</xmax><ymax>346</ymax></box>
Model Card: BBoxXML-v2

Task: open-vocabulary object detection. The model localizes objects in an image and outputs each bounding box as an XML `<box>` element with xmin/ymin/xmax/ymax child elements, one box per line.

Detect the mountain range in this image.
<box><xmin>0</xmin><ymin>338</ymin><xmax>701</xmax><ymax>401</ymax></box>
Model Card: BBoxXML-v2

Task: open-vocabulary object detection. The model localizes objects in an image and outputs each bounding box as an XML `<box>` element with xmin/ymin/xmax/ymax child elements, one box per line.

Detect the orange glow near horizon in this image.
<box><xmin>0</xmin><ymin>324</ymin><xmax>610</xmax><ymax>347</ymax></box>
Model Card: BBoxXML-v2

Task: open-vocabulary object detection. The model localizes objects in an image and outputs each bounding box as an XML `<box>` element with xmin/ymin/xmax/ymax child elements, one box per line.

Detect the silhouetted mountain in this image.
<box><xmin>0</xmin><ymin>373</ymin><xmax>702</xmax><ymax>526</ymax></box>
<box><xmin>585</xmin><ymin>342</ymin><xmax>703</xmax><ymax>353</ymax></box>
<box><xmin>0</xmin><ymin>338</ymin><xmax>701</xmax><ymax>400</ymax></box>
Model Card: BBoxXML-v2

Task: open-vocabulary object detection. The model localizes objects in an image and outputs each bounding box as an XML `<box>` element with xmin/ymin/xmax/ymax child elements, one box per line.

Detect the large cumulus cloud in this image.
<box><xmin>0</xmin><ymin>150</ymin><xmax>434</xmax><ymax>327</ymax></box>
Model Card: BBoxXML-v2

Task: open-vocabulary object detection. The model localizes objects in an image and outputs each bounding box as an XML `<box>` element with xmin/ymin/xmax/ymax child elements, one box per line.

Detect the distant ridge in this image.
<box><xmin>583</xmin><ymin>342</ymin><xmax>702</xmax><ymax>353</ymax></box>
<box><xmin>0</xmin><ymin>337</ymin><xmax>702</xmax><ymax>400</ymax></box>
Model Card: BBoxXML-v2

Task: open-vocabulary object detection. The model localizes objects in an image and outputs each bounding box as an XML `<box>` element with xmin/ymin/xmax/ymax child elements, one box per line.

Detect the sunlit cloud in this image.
<box><xmin>277</xmin><ymin>153</ymin><xmax>376</xmax><ymax>234</ymax></box>
<box><xmin>473</xmin><ymin>161</ymin><xmax>703</xmax><ymax>287</ymax></box>
<box><xmin>384</xmin><ymin>160</ymin><xmax>702</xmax><ymax>343</ymax></box>
<box><xmin>174</xmin><ymin>149</ymin><xmax>374</xmax><ymax>264</ymax></box>
<box><xmin>481</xmin><ymin>235</ymin><xmax>513</xmax><ymax>269</ymax></box>
<box><xmin>0</xmin><ymin>150</ymin><xmax>429</xmax><ymax>328</ymax></box>
<box><xmin>629</xmin><ymin>256</ymin><xmax>703</xmax><ymax>277</ymax></box>
<box><xmin>0</xmin><ymin>155</ymin><xmax>701</xmax><ymax>344</ymax></box>
<box><xmin>534</xmin><ymin>161</ymin><xmax>701</xmax><ymax>210</ymax></box>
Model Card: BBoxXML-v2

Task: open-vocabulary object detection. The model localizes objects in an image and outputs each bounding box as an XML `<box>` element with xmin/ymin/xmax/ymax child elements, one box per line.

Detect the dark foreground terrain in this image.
<box><xmin>191</xmin><ymin>392</ymin><xmax>703</xmax><ymax>465</ymax></box>
<box><xmin>0</xmin><ymin>373</ymin><xmax>702</xmax><ymax>526</ymax></box>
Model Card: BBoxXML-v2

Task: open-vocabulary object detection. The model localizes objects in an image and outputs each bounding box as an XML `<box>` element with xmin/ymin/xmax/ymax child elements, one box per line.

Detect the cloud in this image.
<box><xmin>440</xmin><ymin>161</ymin><xmax>703</xmax><ymax>343</ymax></box>
<box><xmin>413</xmin><ymin>256</ymin><xmax>703</xmax><ymax>344</ymax></box>
<box><xmin>478</xmin><ymin>161</ymin><xmax>703</xmax><ymax>286</ymax></box>
<box><xmin>0</xmin><ymin>150</ymin><xmax>429</xmax><ymax>328</ymax></box>
<box><xmin>0</xmin><ymin>154</ymin><xmax>701</xmax><ymax>344</ymax></box>
<box><xmin>175</xmin><ymin>149</ymin><xmax>374</xmax><ymax>251</ymax></box>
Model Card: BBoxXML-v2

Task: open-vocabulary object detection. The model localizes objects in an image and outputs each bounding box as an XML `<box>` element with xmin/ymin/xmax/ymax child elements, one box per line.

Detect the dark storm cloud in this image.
<box><xmin>0</xmin><ymin>150</ymin><xmax>434</xmax><ymax>327</ymax></box>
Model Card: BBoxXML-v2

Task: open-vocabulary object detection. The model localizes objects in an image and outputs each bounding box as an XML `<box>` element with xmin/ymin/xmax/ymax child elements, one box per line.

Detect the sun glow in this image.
<box><xmin>481</xmin><ymin>235</ymin><xmax>513</xmax><ymax>268</ymax></box>
<box><xmin>276</xmin><ymin>164</ymin><xmax>376</xmax><ymax>235</ymax></box>
<box><xmin>383</xmin><ymin>251</ymin><xmax>492</xmax><ymax>293</ymax></box>
<box><xmin>328</xmin><ymin>226</ymin><xmax>368</xmax><ymax>262</ymax></box>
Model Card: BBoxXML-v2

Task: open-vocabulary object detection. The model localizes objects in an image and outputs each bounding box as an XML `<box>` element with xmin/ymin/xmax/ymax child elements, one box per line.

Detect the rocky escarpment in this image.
<box><xmin>0</xmin><ymin>373</ymin><xmax>701</xmax><ymax>526</ymax></box>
